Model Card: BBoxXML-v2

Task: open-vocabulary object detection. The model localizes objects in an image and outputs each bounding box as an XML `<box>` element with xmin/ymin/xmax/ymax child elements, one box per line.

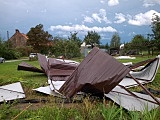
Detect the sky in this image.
<box><xmin>0</xmin><ymin>0</ymin><xmax>160</xmax><ymax>45</ymax></box>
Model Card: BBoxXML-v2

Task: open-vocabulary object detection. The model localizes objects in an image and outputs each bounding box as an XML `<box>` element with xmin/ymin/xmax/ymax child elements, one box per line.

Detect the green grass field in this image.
<box><xmin>0</xmin><ymin>56</ymin><xmax>160</xmax><ymax>120</ymax></box>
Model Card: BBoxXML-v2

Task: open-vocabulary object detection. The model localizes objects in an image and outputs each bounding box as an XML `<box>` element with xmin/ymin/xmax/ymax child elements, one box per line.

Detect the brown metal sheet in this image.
<box><xmin>47</xmin><ymin>57</ymin><xmax>77</xmax><ymax>80</ymax></box>
<box><xmin>50</xmin><ymin>76</ymin><xmax>70</xmax><ymax>81</ymax></box>
<box><xmin>48</xmin><ymin>58</ymin><xmax>77</xmax><ymax>70</ymax></box>
<box><xmin>37</xmin><ymin>53</ymin><xmax>49</xmax><ymax>75</ymax></box>
<box><xmin>37</xmin><ymin>54</ymin><xmax>78</xmax><ymax>81</ymax></box>
<box><xmin>59</xmin><ymin>47</ymin><xmax>131</xmax><ymax>98</ymax></box>
<box><xmin>17</xmin><ymin>62</ymin><xmax>44</xmax><ymax>73</ymax></box>
<box><xmin>49</xmin><ymin>69</ymin><xmax>74</xmax><ymax>76</ymax></box>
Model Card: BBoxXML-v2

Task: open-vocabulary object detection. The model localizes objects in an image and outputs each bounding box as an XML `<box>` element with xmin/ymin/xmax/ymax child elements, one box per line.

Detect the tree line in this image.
<box><xmin>0</xmin><ymin>13</ymin><xmax>160</xmax><ymax>59</ymax></box>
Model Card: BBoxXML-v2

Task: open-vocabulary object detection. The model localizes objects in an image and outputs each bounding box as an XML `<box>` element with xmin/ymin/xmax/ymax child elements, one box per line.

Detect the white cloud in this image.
<box><xmin>143</xmin><ymin>0</ymin><xmax>160</xmax><ymax>7</ymax></box>
<box><xmin>92</xmin><ymin>13</ymin><xmax>102</xmax><ymax>23</ymax></box>
<box><xmin>128</xmin><ymin>10</ymin><xmax>160</xmax><ymax>26</ymax></box>
<box><xmin>108</xmin><ymin>0</ymin><xmax>119</xmax><ymax>6</ymax></box>
<box><xmin>100</xmin><ymin>0</ymin><xmax>105</xmax><ymax>4</ymax></box>
<box><xmin>50</xmin><ymin>25</ymin><xmax>117</xmax><ymax>33</ymax></box>
<box><xmin>83</xmin><ymin>16</ymin><xmax>94</xmax><ymax>23</ymax></box>
<box><xmin>114</xmin><ymin>13</ymin><xmax>126</xmax><ymax>23</ymax></box>
<box><xmin>92</xmin><ymin>9</ymin><xmax>111</xmax><ymax>24</ymax></box>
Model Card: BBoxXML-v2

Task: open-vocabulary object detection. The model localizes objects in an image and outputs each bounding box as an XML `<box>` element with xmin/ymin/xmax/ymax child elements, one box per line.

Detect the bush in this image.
<box><xmin>2</xmin><ymin>50</ymin><xmax>21</xmax><ymax>60</ymax></box>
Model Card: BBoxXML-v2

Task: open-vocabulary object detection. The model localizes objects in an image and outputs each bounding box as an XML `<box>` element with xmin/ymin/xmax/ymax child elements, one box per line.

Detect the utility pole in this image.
<box><xmin>7</xmin><ymin>31</ymin><xmax>9</xmax><ymax>48</ymax></box>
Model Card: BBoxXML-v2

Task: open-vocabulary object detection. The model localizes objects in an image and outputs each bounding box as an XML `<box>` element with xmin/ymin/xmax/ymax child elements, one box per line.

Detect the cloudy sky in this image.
<box><xmin>0</xmin><ymin>0</ymin><xmax>160</xmax><ymax>45</ymax></box>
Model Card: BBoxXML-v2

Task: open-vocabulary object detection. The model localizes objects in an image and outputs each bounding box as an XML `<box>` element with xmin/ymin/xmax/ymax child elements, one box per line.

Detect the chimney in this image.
<box><xmin>15</xmin><ymin>29</ymin><xmax>20</xmax><ymax>33</ymax></box>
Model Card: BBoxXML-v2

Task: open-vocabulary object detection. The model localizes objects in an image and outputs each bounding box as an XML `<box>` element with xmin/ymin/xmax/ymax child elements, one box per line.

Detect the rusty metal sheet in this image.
<box><xmin>17</xmin><ymin>62</ymin><xmax>44</xmax><ymax>73</ymax></box>
<box><xmin>59</xmin><ymin>47</ymin><xmax>131</xmax><ymax>98</ymax></box>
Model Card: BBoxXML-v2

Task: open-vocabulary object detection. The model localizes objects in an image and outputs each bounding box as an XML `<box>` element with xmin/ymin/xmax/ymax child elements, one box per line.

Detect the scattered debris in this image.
<box><xmin>18</xmin><ymin>62</ymin><xmax>43</xmax><ymax>73</ymax></box>
<box><xmin>139</xmin><ymin>88</ymin><xmax>160</xmax><ymax>95</ymax></box>
<box><xmin>17</xmin><ymin>47</ymin><xmax>160</xmax><ymax>111</ymax></box>
<box><xmin>105</xmin><ymin>86</ymin><xmax>160</xmax><ymax>111</ymax></box>
<box><xmin>115</xmin><ymin>56</ymin><xmax>136</xmax><ymax>59</ymax></box>
<box><xmin>59</xmin><ymin>47</ymin><xmax>130</xmax><ymax>98</ymax></box>
<box><xmin>0</xmin><ymin>82</ymin><xmax>25</xmax><ymax>102</ymax></box>
<box><xmin>119</xmin><ymin>56</ymin><xmax>160</xmax><ymax>88</ymax></box>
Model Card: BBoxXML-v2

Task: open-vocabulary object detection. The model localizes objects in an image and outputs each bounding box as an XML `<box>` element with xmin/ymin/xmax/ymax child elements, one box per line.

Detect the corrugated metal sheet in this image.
<box><xmin>59</xmin><ymin>47</ymin><xmax>131</xmax><ymax>98</ymax></box>
<box><xmin>48</xmin><ymin>58</ymin><xmax>76</xmax><ymax>80</ymax></box>
<box><xmin>37</xmin><ymin>53</ymin><xmax>49</xmax><ymax>75</ymax></box>
<box><xmin>37</xmin><ymin>54</ymin><xmax>78</xmax><ymax>81</ymax></box>
<box><xmin>105</xmin><ymin>86</ymin><xmax>160</xmax><ymax>111</ymax></box>
<box><xmin>0</xmin><ymin>82</ymin><xmax>25</xmax><ymax>102</ymax></box>
<box><xmin>17</xmin><ymin>62</ymin><xmax>44</xmax><ymax>73</ymax></box>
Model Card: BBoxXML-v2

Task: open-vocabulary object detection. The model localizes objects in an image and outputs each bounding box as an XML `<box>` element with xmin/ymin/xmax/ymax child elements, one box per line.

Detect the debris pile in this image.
<box><xmin>2</xmin><ymin>47</ymin><xmax>160</xmax><ymax>111</ymax></box>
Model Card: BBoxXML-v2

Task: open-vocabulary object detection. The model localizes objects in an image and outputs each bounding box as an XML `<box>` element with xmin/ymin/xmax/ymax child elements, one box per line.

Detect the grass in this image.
<box><xmin>0</xmin><ymin>55</ymin><xmax>160</xmax><ymax>120</ymax></box>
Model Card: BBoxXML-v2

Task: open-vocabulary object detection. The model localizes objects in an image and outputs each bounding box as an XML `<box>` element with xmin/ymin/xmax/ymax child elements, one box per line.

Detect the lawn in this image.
<box><xmin>0</xmin><ymin>55</ymin><xmax>160</xmax><ymax>120</ymax></box>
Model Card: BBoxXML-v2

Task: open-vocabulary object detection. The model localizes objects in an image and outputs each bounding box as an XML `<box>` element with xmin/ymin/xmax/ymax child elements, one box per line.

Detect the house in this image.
<box><xmin>8</xmin><ymin>29</ymin><xmax>28</xmax><ymax>48</ymax></box>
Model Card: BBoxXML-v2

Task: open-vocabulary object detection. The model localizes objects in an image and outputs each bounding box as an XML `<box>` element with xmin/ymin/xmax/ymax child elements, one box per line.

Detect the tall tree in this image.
<box><xmin>27</xmin><ymin>24</ymin><xmax>53</xmax><ymax>53</ymax></box>
<box><xmin>110</xmin><ymin>32</ymin><xmax>120</xmax><ymax>48</ymax></box>
<box><xmin>84</xmin><ymin>31</ymin><xmax>101</xmax><ymax>47</ymax></box>
<box><xmin>51</xmin><ymin>38</ymin><xmax>81</xmax><ymax>59</ymax></box>
<box><xmin>130</xmin><ymin>34</ymin><xmax>147</xmax><ymax>54</ymax></box>
<box><xmin>151</xmin><ymin>13</ymin><xmax>160</xmax><ymax>50</ymax></box>
<box><xmin>68</xmin><ymin>32</ymin><xmax>82</xmax><ymax>47</ymax></box>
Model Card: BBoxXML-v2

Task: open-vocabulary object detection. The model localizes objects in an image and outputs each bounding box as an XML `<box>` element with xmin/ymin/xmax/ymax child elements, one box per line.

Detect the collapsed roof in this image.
<box><xmin>59</xmin><ymin>47</ymin><xmax>131</xmax><ymax>98</ymax></box>
<box><xmin>17</xmin><ymin>47</ymin><xmax>160</xmax><ymax>111</ymax></box>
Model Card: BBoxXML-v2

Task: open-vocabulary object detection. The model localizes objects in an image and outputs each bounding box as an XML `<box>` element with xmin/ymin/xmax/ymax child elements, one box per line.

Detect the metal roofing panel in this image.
<box><xmin>17</xmin><ymin>62</ymin><xmax>44</xmax><ymax>73</ymax></box>
<box><xmin>59</xmin><ymin>47</ymin><xmax>130</xmax><ymax>98</ymax></box>
<box><xmin>37</xmin><ymin>53</ymin><xmax>49</xmax><ymax>75</ymax></box>
<box><xmin>0</xmin><ymin>82</ymin><xmax>25</xmax><ymax>102</ymax></box>
<box><xmin>105</xmin><ymin>86</ymin><xmax>160</xmax><ymax>111</ymax></box>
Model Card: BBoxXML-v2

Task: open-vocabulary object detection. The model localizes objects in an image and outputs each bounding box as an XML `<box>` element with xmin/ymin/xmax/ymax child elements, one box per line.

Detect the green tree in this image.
<box><xmin>84</xmin><ymin>31</ymin><xmax>101</xmax><ymax>47</ymax></box>
<box><xmin>51</xmin><ymin>38</ymin><xmax>81</xmax><ymax>59</ymax></box>
<box><xmin>0</xmin><ymin>37</ymin><xmax>21</xmax><ymax>59</ymax></box>
<box><xmin>130</xmin><ymin>34</ymin><xmax>147</xmax><ymax>54</ymax></box>
<box><xmin>27</xmin><ymin>24</ymin><xmax>53</xmax><ymax>54</ymax></box>
<box><xmin>0</xmin><ymin>37</ymin><xmax>7</xmax><ymax>56</ymax></box>
<box><xmin>151</xmin><ymin>13</ymin><xmax>160</xmax><ymax>50</ymax></box>
<box><xmin>68</xmin><ymin>32</ymin><xmax>82</xmax><ymax>47</ymax></box>
<box><xmin>105</xmin><ymin>43</ymin><xmax>109</xmax><ymax>49</ymax></box>
<box><xmin>110</xmin><ymin>33</ymin><xmax>120</xmax><ymax>48</ymax></box>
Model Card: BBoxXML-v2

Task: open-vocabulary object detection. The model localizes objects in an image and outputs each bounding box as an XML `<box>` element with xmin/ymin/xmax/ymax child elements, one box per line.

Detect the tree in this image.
<box><xmin>27</xmin><ymin>24</ymin><xmax>53</xmax><ymax>54</ymax></box>
<box><xmin>151</xmin><ymin>13</ymin><xmax>160</xmax><ymax>50</ymax></box>
<box><xmin>0</xmin><ymin>37</ymin><xmax>7</xmax><ymax>56</ymax></box>
<box><xmin>68</xmin><ymin>32</ymin><xmax>82</xmax><ymax>47</ymax></box>
<box><xmin>84</xmin><ymin>31</ymin><xmax>101</xmax><ymax>47</ymax></box>
<box><xmin>130</xmin><ymin>34</ymin><xmax>147</xmax><ymax>54</ymax></box>
<box><xmin>105</xmin><ymin>43</ymin><xmax>109</xmax><ymax>49</ymax></box>
<box><xmin>0</xmin><ymin>37</ymin><xmax>22</xmax><ymax>59</ymax></box>
<box><xmin>110</xmin><ymin>33</ymin><xmax>120</xmax><ymax>48</ymax></box>
<box><xmin>51</xmin><ymin>37</ymin><xmax>81</xmax><ymax>59</ymax></box>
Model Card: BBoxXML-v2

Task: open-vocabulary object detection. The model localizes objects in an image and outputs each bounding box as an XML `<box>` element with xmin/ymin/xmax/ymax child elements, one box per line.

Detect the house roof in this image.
<box><xmin>9</xmin><ymin>29</ymin><xmax>28</xmax><ymax>41</ymax></box>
